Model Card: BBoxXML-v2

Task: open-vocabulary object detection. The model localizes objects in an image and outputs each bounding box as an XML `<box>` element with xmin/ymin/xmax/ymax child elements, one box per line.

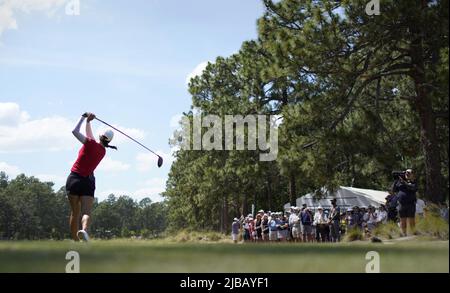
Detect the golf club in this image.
<box><xmin>94</xmin><ymin>116</ymin><xmax>163</xmax><ymax>168</ymax></box>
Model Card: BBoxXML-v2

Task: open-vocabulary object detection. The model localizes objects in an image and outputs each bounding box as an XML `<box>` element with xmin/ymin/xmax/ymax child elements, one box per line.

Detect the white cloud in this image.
<box><xmin>95</xmin><ymin>124</ymin><xmax>145</xmax><ymax>145</ymax></box>
<box><xmin>97</xmin><ymin>157</ymin><xmax>130</xmax><ymax>173</ymax></box>
<box><xmin>0</xmin><ymin>102</ymin><xmax>74</xmax><ymax>152</ymax></box>
<box><xmin>136</xmin><ymin>150</ymin><xmax>174</xmax><ymax>172</ymax></box>
<box><xmin>0</xmin><ymin>102</ymin><xmax>146</xmax><ymax>153</ymax></box>
<box><xmin>185</xmin><ymin>61</ymin><xmax>209</xmax><ymax>86</ymax></box>
<box><xmin>0</xmin><ymin>0</ymin><xmax>67</xmax><ymax>37</ymax></box>
<box><xmin>0</xmin><ymin>102</ymin><xmax>30</xmax><ymax>126</ymax></box>
<box><xmin>0</xmin><ymin>2</ymin><xmax>17</xmax><ymax>36</ymax></box>
<box><xmin>0</xmin><ymin>161</ymin><xmax>21</xmax><ymax>177</ymax></box>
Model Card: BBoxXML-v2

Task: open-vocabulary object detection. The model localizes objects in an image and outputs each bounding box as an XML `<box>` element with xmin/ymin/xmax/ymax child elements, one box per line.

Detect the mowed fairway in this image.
<box><xmin>0</xmin><ymin>239</ymin><xmax>448</xmax><ymax>273</ymax></box>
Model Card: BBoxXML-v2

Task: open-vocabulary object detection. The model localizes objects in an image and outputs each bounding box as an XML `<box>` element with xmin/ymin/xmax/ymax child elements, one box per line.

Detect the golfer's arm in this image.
<box><xmin>86</xmin><ymin>121</ymin><xmax>95</xmax><ymax>140</ymax></box>
<box><xmin>72</xmin><ymin>116</ymin><xmax>87</xmax><ymax>144</ymax></box>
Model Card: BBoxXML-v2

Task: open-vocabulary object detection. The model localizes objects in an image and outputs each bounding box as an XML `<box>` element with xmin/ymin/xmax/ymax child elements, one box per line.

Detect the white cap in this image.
<box><xmin>101</xmin><ymin>129</ymin><xmax>114</xmax><ymax>142</ymax></box>
<box><xmin>317</xmin><ymin>206</ymin><xmax>323</xmax><ymax>210</ymax></box>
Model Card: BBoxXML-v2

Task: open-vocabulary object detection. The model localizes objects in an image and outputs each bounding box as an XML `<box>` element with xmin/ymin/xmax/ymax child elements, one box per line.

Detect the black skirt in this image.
<box><xmin>66</xmin><ymin>172</ymin><xmax>96</xmax><ymax>197</ymax></box>
<box><xmin>399</xmin><ymin>203</ymin><xmax>416</xmax><ymax>218</ymax></box>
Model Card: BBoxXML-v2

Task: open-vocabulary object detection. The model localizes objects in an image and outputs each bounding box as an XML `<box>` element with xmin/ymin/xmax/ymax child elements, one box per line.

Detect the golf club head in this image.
<box><xmin>157</xmin><ymin>156</ymin><xmax>163</xmax><ymax>168</ymax></box>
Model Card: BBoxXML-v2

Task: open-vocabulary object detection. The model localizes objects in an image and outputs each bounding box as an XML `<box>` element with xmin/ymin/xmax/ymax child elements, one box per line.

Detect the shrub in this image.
<box><xmin>416</xmin><ymin>213</ymin><xmax>449</xmax><ymax>240</ymax></box>
<box><xmin>343</xmin><ymin>228</ymin><xmax>364</xmax><ymax>242</ymax></box>
<box><xmin>167</xmin><ymin>230</ymin><xmax>229</xmax><ymax>243</ymax></box>
<box><xmin>373</xmin><ymin>222</ymin><xmax>402</xmax><ymax>239</ymax></box>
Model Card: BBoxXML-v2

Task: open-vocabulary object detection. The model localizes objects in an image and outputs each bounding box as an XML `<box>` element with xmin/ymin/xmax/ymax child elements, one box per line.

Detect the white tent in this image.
<box><xmin>294</xmin><ymin>186</ymin><xmax>388</xmax><ymax>211</ymax></box>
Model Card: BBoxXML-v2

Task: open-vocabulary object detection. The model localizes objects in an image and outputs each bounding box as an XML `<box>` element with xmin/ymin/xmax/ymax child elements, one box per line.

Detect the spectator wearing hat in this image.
<box><xmin>314</xmin><ymin>206</ymin><xmax>329</xmax><ymax>242</ymax></box>
<box><xmin>289</xmin><ymin>207</ymin><xmax>302</xmax><ymax>242</ymax></box>
<box><xmin>301</xmin><ymin>207</ymin><xmax>314</xmax><ymax>242</ymax></box>
<box><xmin>299</xmin><ymin>204</ymin><xmax>307</xmax><ymax>234</ymax></box>
<box><xmin>328</xmin><ymin>198</ymin><xmax>341</xmax><ymax>242</ymax></box>
<box><xmin>231</xmin><ymin>218</ymin><xmax>240</xmax><ymax>243</ymax></box>
<box><xmin>248</xmin><ymin>217</ymin><xmax>256</xmax><ymax>242</ymax></box>
<box><xmin>277</xmin><ymin>214</ymin><xmax>289</xmax><ymax>242</ymax></box>
<box><xmin>345</xmin><ymin>208</ymin><xmax>355</xmax><ymax>230</ymax></box>
<box><xmin>285</xmin><ymin>210</ymin><xmax>292</xmax><ymax>241</ymax></box>
<box><xmin>352</xmin><ymin>206</ymin><xmax>361</xmax><ymax>229</ymax></box>
<box><xmin>262</xmin><ymin>214</ymin><xmax>269</xmax><ymax>241</ymax></box>
<box><xmin>365</xmin><ymin>206</ymin><xmax>378</xmax><ymax>234</ymax></box>
<box><xmin>243</xmin><ymin>217</ymin><xmax>252</xmax><ymax>242</ymax></box>
<box><xmin>255</xmin><ymin>214</ymin><xmax>263</xmax><ymax>242</ymax></box>
<box><xmin>268</xmin><ymin>213</ymin><xmax>279</xmax><ymax>241</ymax></box>
<box><xmin>359</xmin><ymin>206</ymin><xmax>367</xmax><ymax>229</ymax></box>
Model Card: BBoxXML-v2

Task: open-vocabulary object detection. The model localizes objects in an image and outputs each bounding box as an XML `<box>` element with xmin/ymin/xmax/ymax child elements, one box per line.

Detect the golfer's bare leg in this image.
<box><xmin>80</xmin><ymin>196</ymin><xmax>94</xmax><ymax>232</ymax></box>
<box><xmin>68</xmin><ymin>195</ymin><xmax>81</xmax><ymax>241</ymax></box>
<box><xmin>408</xmin><ymin>217</ymin><xmax>416</xmax><ymax>234</ymax></box>
<box><xmin>400</xmin><ymin>218</ymin><xmax>407</xmax><ymax>235</ymax></box>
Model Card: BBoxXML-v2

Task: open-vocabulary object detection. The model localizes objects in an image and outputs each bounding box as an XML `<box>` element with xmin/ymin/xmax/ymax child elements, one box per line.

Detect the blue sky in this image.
<box><xmin>0</xmin><ymin>0</ymin><xmax>264</xmax><ymax>202</ymax></box>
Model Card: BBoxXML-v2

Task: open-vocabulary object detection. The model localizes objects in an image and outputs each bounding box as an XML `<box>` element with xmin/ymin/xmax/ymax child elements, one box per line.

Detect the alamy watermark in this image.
<box><xmin>365</xmin><ymin>251</ymin><xmax>380</xmax><ymax>273</ymax></box>
<box><xmin>174</xmin><ymin>115</ymin><xmax>279</xmax><ymax>161</ymax></box>
<box><xmin>65</xmin><ymin>250</ymin><xmax>80</xmax><ymax>273</ymax></box>
<box><xmin>65</xmin><ymin>0</ymin><xmax>80</xmax><ymax>16</ymax></box>
<box><xmin>365</xmin><ymin>0</ymin><xmax>380</xmax><ymax>16</ymax></box>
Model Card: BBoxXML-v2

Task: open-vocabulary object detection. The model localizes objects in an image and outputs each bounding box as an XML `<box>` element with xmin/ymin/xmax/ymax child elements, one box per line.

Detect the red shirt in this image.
<box><xmin>71</xmin><ymin>138</ymin><xmax>106</xmax><ymax>177</ymax></box>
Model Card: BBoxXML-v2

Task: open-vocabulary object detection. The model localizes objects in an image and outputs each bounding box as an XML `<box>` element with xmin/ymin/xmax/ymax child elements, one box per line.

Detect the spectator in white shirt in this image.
<box><xmin>289</xmin><ymin>207</ymin><xmax>302</xmax><ymax>242</ymax></box>
<box><xmin>415</xmin><ymin>198</ymin><xmax>426</xmax><ymax>217</ymax></box>
<box><xmin>366</xmin><ymin>206</ymin><xmax>378</xmax><ymax>232</ymax></box>
<box><xmin>314</xmin><ymin>207</ymin><xmax>329</xmax><ymax>242</ymax></box>
<box><xmin>376</xmin><ymin>205</ymin><xmax>388</xmax><ymax>224</ymax></box>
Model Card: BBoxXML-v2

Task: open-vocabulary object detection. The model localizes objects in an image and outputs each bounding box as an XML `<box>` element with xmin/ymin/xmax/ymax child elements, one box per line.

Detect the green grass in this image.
<box><xmin>0</xmin><ymin>239</ymin><xmax>448</xmax><ymax>273</ymax></box>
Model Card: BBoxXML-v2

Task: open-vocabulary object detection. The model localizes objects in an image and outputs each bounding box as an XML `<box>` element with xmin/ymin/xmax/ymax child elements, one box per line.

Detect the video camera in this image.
<box><xmin>392</xmin><ymin>170</ymin><xmax>406</xmax><ymax>180</ymax></box>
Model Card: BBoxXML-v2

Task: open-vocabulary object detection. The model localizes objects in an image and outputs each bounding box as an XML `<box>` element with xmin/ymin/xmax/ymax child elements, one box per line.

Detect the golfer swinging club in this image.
<box><xmin>66</xmin><ymin>112</ymin><xmax>117</xmax><ymax>241</ymax></box>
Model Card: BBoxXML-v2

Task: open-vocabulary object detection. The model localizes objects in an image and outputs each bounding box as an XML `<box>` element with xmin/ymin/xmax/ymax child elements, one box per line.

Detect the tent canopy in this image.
<box><xmin>293</xmin><ymin>186</ymin><xmax>388</xmax><ymax>211</ymax></box>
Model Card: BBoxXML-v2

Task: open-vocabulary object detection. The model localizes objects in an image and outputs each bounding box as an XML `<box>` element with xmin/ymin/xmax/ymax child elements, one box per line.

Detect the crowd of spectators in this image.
<box><xmin>231</xmin><ymin>169</ymin><xmax>449</xmax><ymax>243</ymax></box>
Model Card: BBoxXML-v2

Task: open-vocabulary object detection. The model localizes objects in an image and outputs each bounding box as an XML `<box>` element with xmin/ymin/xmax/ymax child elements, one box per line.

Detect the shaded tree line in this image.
<box><xmin>164</xmin><ymin>0</ymin><xmax>448</xmax><ymax>232</ymax></box>
<box><xmin>0</xmin><ymin>172</ymin><xmax>167</xmax><ymax>240</ymax></box>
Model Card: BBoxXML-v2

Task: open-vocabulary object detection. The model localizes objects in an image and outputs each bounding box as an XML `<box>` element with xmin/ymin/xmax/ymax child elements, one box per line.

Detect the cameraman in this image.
<box><xmin>393</xmin><ymin>169</ymin><xmax>418</xmax><ymax>236</ymax></box>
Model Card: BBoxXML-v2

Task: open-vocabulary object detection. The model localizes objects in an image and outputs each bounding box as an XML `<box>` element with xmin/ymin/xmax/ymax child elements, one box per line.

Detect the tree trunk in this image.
<box><xmin>414</xmin><ymin>88</ymin><xmax>444</xmax><ymax>203</ymax></box>
<box><xmin>242</xmin><ymin>193</ymin><xmax>248</xmax><ymax>216</ymax></box>
<box><xmin>409</xmin><ymin>15</ymin><xmax>445</xmax><ymax>203</ymax></box>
